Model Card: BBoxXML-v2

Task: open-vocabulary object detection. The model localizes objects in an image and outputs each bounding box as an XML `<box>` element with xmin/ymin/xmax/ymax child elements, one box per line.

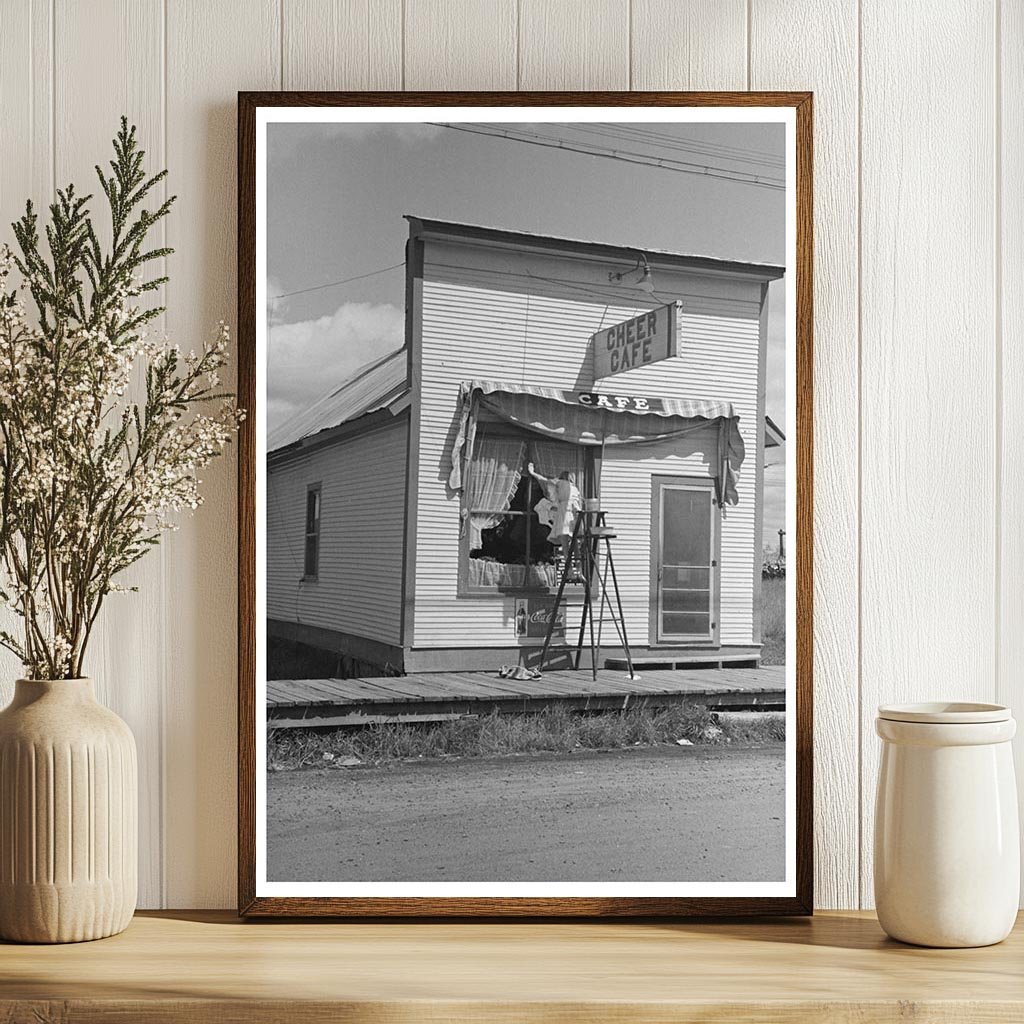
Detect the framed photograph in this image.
<box><xmin>238</xmin><ymin>91</ymin><xmax>812</xmax><ymax>916</ymax></box>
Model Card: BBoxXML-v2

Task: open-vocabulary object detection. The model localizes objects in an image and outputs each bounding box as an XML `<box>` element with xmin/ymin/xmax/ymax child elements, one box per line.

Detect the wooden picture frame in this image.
<box><xmin>238</xmin><ymin>91</ymin><xmax>813</xmax><ymax>917</ymax></box>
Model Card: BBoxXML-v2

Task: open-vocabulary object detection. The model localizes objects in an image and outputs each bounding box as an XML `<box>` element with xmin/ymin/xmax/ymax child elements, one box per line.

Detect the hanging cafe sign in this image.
<box><xmin>592</xmin><ymin>301</ymin><xmax>680</xmax><ymax>380</ymax></box>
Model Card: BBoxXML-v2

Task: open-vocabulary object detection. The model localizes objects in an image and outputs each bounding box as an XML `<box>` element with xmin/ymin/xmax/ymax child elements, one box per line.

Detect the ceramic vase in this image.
<box><xmin>874</xmin><ymin>701</ymin><xmax>1019</xmax><ymax>948</ymax></box>
<box><xmin>0</xmin><ymin>678</ymin><xmax>137</xmax><ymax>943</ymax></box>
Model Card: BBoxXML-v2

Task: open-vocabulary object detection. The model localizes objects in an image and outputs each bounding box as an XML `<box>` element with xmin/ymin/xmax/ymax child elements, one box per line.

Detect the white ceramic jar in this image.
<box><xmin>874</xmin><ymin>702</ymin><xmax>1019</xmax><ymax>947</ymax></box>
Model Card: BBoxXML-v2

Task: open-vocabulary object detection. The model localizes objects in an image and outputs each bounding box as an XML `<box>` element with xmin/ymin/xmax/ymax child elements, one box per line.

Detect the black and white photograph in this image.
<box><xmin>250</xmin><ymin>102</ymin><xmax>803</xmax><ymax>907</ymax></box>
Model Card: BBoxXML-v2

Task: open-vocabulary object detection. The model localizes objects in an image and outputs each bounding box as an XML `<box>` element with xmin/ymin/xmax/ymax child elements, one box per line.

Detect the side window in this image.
<box><xmin>303</xmin><ymin>484</ymin><xmax>321</xmax><ymax>579</ymax></box>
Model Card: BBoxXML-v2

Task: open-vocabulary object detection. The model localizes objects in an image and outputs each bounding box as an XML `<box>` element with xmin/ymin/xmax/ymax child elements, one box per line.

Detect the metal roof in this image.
<box><xmin>765</xmin><ymin>415</ymin><xmax>786</xmax><ymax>448</ymax></box>
<box><xmin>268</xmin><ymin>348</ymin><xmax>409</xmax><ymax>453</ymax></box>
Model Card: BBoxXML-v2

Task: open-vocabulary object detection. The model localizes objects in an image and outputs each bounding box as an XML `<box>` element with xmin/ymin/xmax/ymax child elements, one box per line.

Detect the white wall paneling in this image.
<box><xmin>858</xmin><ymin>0</ymin><xmax>999</xmax><ymax>909</ymax></box>
<box><xmin>404</xmin><ymin>0</ymin><xmax>517</xmax><ymax>90</ymax></box>
<box><xmin>0</xmin><ymin>0</ymin><xmax>52</xmax><ymax>236</ymax></box>
<box><xmin>518</xmin><ymin>0</ymin><xmax>629</xmax><ymax>91</ymax></box>
<box><xmin>1000</xmin><ymin>0</ymin><xmax>1024</xmax><ymax>911</ymax></box>
<box><xmin>750</xmin><ymin>0</ymin><xmax>860</xmax><ymax>911</ymax></box>
<box><xmin>54</xmin><ymin>0</ymin><xmax>168</xmax><ymax>911</ymax></box>
<box><xmin>162</xmin><ymin>0</ymin><xmax>280</xmax><ymax>908</ymax></box>
<box><xmin>0</xmin><ymin>0</ymin><xmax>1018</xmax><ymax>909</ymax></box>
<box><xmin>0</xmin><ymin>3</ymin><xmax>52</xmax><ymax>687</ymax></box>
<box><xmin>630</xmin><ymin>1</ymin><xmax>747</xmax><ymax>91</ymax></box>
<box><xmin>283</xmin><ymin>0</ymin><xmax>402</xmax><ymax>91</ymax></box>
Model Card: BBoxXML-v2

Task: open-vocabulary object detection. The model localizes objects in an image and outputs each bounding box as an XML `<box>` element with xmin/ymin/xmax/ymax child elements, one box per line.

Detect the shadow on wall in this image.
<box><xmin>163</xmin><ymin>99</ymin><xmax>242</xmax><ymax>902</ymax></box>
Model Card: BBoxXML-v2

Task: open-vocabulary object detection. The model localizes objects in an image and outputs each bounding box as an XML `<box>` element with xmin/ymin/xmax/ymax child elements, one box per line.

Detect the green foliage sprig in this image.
<box><xmin>0</xmin><ymin>118</ymin><xmax>240</xmax><ymax>679</ymax></box>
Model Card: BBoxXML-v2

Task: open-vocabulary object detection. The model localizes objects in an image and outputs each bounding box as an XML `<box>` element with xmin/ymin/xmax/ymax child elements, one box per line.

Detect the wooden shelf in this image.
<box><xmin>2</xmin><ymin>910</ymin><xmax>1023</xmax><ymax>1022</ymax></box>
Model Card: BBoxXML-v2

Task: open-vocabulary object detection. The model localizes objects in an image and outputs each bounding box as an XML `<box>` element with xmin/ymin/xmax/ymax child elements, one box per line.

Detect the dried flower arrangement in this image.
<box><xmin>0</xmin><ymin>119</ymin><xmax>240</xmax><ymax>679</ymax></box>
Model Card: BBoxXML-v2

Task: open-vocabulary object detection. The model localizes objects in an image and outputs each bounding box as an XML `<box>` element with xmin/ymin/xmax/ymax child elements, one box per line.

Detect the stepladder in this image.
<box><xmin>538</xmin><ymin>505</ymin><xmax>637</xmax><ymax>681</ymax></box>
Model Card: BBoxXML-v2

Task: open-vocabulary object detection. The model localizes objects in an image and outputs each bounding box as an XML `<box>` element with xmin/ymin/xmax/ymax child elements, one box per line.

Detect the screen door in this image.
<box><xmin>654</xmin><ymin>479</ymin><xmax>717</xmax><ymax>643</ymax></box>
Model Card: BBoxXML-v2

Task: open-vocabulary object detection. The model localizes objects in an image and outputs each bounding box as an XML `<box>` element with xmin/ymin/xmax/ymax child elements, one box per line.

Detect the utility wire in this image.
<box><xmin>564</xmin><ymin>123</ymin><xmax>786</xmax><ymax>169</ymax></box>
<box><xmin>599</xmin><ymin>121</ymin><xmax>785</xmax><ymax>161</ymax></box>
<box><xmin>510</xmin><ymin>123</ymin><xmax>787</xmax><ymax>177</ymax></box>
<box><xmin>270</xmin><ymin>262</ymin><xmax>405</xmax><ymax>302</ymax></box>
<box><xmin>588</xmin><ymin>122</ymin><xmax>786</xmax><ymax>165</ymax></box>
<box><xmin>497</xmin><ymin>123</ymin><xmax>786</xmax><ymax>184</ymax></box>
<box><xmin>430</xmin><ymin>123</ymin><xmax>784</xmax><ymax>190</ymax></box>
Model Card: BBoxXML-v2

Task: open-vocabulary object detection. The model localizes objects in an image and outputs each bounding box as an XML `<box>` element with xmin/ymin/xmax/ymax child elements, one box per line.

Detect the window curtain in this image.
<box><xmin>530</xmin><ymin>439</ymin><xmax>582</xmax><ymax>485</ymax></box>
<box><xmin>465</xmin><ymin>436</ymin><xmax>527</xmax><ymax>548</ymax></box>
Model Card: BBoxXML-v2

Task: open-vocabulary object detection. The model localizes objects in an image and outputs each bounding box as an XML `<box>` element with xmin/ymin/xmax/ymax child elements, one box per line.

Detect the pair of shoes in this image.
<box><xmin>498</xmin><ymin>664</ymin><xmax>542</xmax><ymax>681</ymax></box>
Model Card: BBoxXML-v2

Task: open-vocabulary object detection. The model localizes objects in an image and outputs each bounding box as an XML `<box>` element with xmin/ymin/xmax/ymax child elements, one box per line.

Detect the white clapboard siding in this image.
<box><xmin>609</xmin><ymin>310</ymin><xmax>761</xmax><ymax>646</ymax></box>
<box><xmin>267</xmin><ymin>418</ymin><xmax>408</xmax><ymax>647</ymax></box>
<box><xmin>412</xmin><ymin>245</ymin><xmax>765</xmax><ymax>650</ymax></box>
<box><xmin>599</xmin><ymin>430</ymin><xmax>723</xmax><ymax>647</ymax></box>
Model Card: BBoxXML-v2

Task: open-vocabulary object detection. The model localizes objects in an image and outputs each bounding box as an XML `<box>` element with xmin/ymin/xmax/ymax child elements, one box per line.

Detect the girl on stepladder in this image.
<box><xmin>527</xmin><ymin>462</ymin><xmax>583</xmax><ymax>580</ymax></box>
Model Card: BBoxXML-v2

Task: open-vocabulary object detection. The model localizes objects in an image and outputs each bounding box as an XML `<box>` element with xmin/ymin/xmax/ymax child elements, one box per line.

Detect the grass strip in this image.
<box><xmin>268</xmin><ymin>702</ymin><xmax>785</xmax><ymax>771</ymax></box>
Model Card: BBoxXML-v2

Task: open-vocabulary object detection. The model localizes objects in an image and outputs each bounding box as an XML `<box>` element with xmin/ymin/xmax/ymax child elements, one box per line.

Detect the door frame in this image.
<box><xmin>649</xmin><ymin>474</ymin><xmax>721</xmax><ymax>647</ymax></box>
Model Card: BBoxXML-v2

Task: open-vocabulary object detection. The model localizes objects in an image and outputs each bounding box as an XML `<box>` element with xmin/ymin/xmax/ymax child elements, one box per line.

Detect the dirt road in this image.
<box><xmin>267</xmin><ymin>744</ymin><xmax>785</xmax><ymax>882</ymax></box>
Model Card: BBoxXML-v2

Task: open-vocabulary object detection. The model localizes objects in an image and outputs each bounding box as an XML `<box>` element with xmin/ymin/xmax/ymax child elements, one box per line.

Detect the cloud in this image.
<box><xmin>267</xmin><ymin>301</ymin><xmax>404</xmax><ymax>435</ymax></box>
<box><xmin>267</xmin><ymin>277</ymin><xmax>290</xmax><ymax>325</ymax></box>
<box><xmin>334</xmin><ymin>122</ymin><xmax>447</xmax><ymax>144</ymax></box>
<box><xmin>268</xmin><ymin>122</ymin><xmax>446</xmax><ymax>165</ymax></box>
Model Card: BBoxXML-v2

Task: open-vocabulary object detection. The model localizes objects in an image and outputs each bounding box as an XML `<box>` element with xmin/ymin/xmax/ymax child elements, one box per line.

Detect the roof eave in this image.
<box><xmin>406</xmin><ymin>215</ymin><xmax>785</xmax><ymax>281</ymax></box>
<box><xmin>268</xmin><ymin>400</ymin><xmax>409</xmax><ymax>464</ymax></box>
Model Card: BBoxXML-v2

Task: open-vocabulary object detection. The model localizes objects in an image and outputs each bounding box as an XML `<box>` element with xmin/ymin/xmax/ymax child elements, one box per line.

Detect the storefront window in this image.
<box><xmin>462</xmin><ymin>430</ymin><xmax>583</xmax><ymax>594</ymax></box>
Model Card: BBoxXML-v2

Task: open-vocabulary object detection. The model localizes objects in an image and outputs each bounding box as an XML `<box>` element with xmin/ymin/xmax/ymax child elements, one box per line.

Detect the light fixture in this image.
<box><xmin>609</xmin><ymin>254</ymin><xmax>656</xmax><ymax>294</ymax></box>
<box><xmin>637</xmin><ymin>261</ymin><xmax>656</xmax><ymax>294</ymax></box>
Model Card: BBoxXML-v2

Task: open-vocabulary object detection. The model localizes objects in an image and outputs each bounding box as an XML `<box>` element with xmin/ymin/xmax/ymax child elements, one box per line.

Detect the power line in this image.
<box><xmin>577</xmin><ymin>128</ymin><xmax>782</xmax><ymax>172</ymax></box>
<box><xmin>467</xmin><ymin>122</ymin><xmax>787</xmax><ymax>185</ymax></box>
<box><xmin>431</xmin><ymin>123</ymin><xmax>784</xmax><ymax>190</ymax></box>
<box><xmin>270</xmin><ymin>262</ymin><xmax>405</xmax><ymax>302</ymax></box>
<box><xmin>564</xmin><ymin>123</ymin><xmax>786</xmax><ymax>170</ymax></box>
<box><xmin>585</xmin><ymin>123</ymin><xmax>786</xmax><ymax>168</ymax></box>
<box><xmin>565</xmin><ymin>126</ymin><xmax>785</xmax><ymax>170</ymax></box>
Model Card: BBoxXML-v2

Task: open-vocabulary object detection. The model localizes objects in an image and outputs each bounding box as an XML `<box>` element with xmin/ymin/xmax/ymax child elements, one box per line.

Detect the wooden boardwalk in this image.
<box><xmin>267</xmin><ymin>666</ymin><xmax>786</xmax><ymax>727</ymax></box>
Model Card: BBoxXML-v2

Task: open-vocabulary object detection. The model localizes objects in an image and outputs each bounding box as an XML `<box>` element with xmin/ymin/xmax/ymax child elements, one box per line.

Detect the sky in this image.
<box><xmin>267</xmin><ymin>119</ymin><xmax>787</xmax><ymax>551</ymax></box>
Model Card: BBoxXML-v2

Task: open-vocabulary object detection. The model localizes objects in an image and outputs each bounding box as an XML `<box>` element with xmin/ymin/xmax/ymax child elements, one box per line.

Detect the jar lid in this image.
<box><xmin>877</xmin><ymin>701</ymin><xmax>1011</xmax><ymax>724</ymax></box>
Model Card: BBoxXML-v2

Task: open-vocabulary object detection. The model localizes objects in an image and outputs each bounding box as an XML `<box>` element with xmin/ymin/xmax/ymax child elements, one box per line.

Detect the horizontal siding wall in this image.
<box><xmin>268</xmin><ymin>418</ymin><xmax>408</xmax><ymax>647</ymax></box>
<box><xmin>600</xmin><ymin>432</ymin><xmax>720</xmax><ymax>647</ymax></box>
<box><xmin>613</xmin><ymin>306</ymin><xmax>762</xmax><ymax>645</ymax></box>
<box><xmin>412</xmin><ymin>244</ymin><xmax>765</xmax><ymax>651</ymax></box>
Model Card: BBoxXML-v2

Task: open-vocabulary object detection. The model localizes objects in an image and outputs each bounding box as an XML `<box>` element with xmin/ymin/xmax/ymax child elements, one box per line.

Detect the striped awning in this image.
<box><xmin>448</xmin><ymin>380</ymin><xmax>745</xmax><ymax>506</ymax></box>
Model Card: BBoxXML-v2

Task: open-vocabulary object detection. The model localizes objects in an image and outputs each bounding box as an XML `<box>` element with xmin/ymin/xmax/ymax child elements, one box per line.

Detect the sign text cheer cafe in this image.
<box><xmin>591</xmin><ymin>301</ymin><xmax>680</xmax><ymax>380</ymax></box>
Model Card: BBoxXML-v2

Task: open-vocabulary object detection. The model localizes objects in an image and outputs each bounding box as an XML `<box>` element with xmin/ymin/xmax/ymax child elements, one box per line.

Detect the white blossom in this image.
<box><xmin>0</xmin><ymin>243</ymin><xmax>241</xmax><ymax>679</ymax></box>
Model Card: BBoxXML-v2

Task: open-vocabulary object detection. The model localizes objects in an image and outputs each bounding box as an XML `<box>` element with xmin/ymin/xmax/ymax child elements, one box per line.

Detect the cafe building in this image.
<box><xmin>266</xmin><ymin>217</ymin><xmax>785</xmax><ymax>676</ymax></box>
